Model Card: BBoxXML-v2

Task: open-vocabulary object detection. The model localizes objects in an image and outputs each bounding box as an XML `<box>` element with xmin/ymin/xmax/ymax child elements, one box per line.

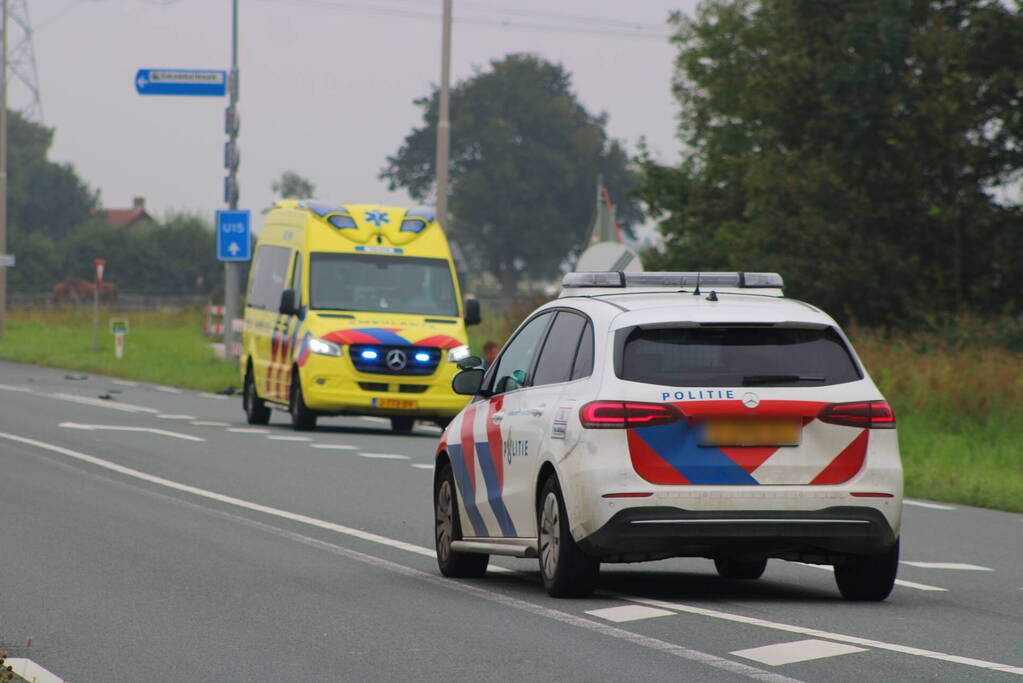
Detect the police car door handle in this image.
<box><xmin>528</xmin><ymin>404</ymin><xmax>546</xmax><ymax>416</ymax></box>
<box><xmin>491</xmin><ymin>412</ymin><xmax>505</xmax><ymax>423</ymax></box>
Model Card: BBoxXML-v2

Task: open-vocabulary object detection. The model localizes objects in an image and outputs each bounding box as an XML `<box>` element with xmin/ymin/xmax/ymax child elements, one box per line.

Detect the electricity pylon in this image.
<box><xmin>2</xmin><ymin>0</ymin><xmax>43</xmax><ymax>122</ymax></box>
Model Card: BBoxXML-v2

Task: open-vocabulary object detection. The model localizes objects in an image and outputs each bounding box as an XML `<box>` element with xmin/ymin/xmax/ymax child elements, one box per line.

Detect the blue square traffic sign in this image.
<box><xmin>216</xmin><ymin>210</ymin><xmax>251</xmax><ymax>262</ymax></box>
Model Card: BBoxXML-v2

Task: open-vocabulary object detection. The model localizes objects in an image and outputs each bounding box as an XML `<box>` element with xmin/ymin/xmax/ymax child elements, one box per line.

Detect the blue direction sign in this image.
<box><xmin>135</xmin><ymin>69</ymin><xmax>227</xmax><ymax>97</ymax></box>
<box><xmin>216</xmin><ymin>210</ymin><xmax>251</xmax><ymax>262</ymax></box>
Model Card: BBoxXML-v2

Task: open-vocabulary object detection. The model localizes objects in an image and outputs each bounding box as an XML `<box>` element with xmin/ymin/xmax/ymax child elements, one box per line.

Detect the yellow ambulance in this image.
<box><xmin>240</xmin><ymin>200</ymin><xmax>480</xmax><ymax>432</ymax></box>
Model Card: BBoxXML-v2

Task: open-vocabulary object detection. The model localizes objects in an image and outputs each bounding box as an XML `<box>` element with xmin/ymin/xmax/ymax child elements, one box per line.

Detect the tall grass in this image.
<box><xmin>0</xmin><ymin>307</ymin><xmax>238</xmax><ymax>392</ymax></box>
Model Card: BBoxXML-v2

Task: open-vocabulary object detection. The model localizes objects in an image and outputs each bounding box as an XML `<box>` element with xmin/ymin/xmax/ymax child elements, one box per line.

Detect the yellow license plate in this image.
<box><xmin>700</xmin><ymin>419</ymin><xmax>801</xmax><ymax>447</ymax></box>
<box><xmin>374</xmin><ymin>398</ymin><xmax>418</xmax><ymax>410</ymax></box>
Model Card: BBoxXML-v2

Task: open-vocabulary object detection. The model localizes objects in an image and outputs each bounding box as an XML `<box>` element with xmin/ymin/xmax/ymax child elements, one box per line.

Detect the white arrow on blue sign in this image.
<box><xmin>136</xmin><ymin>69</ymin><xmax>227</xmax><ymax>97</ymax></box>
<box><xmin>216</xmin><ymin>210</ymin><xmax>252</xmax><ymax>262</ymax></box>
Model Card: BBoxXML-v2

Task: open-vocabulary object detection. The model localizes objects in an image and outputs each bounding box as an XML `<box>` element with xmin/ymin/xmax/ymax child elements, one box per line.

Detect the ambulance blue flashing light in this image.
<box><xmin>328</xmin><ymin>214</ymin><xmax>358</xmax><ymax>230</ymax></box>
<box><xmin>361</xmin><ymin>349</ymin><xmax>380</xmax><ymax>360</ymax></box>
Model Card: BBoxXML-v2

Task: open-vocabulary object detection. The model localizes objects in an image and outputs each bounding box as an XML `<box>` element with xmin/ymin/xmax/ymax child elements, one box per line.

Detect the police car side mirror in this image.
<box><xmin>464</xmin><ymin>297</ymin><xmax>481</xmax><ymax>326</ymax></box>
<box><xmin>279</xmin><ymin>289</ymin><xmax>300</xmax><ymax>316</ymax></box>
<box><xmin>457</xmin><ymin>355</ymin><xmax>483</xmax><ymax>370</ymax></box>
<box><xmin>452</xmin><ymin>368</ymin><xmax>485</xmax><ymax>395</ymax></box>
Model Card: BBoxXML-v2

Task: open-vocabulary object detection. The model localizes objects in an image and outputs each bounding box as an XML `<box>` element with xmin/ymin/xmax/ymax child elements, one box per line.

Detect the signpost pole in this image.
<box><xmin>92</xmin><ymin>260</ymin><xmax>104</xmax><ymax>350</ymax></box>
<box><xmin>223</xmin><ymin>0</ymin><xmax>241</xmax><ymax>364</ymax></box>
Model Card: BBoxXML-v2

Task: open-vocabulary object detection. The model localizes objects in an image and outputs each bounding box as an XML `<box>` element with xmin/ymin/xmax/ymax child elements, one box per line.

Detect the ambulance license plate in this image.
<box><xmin>700</xmin><ymin>419</ymin><xmax>801</xmax><ymax>447</ymax></box>
<box><xmin>375</xmin><ymin>398</ymin><xmax>418</xmax><ymax>410</ymax></box>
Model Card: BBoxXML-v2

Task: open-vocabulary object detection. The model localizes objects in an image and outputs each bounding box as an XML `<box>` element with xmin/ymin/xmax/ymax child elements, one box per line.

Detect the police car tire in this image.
<box><xmin>289</xmin><ymin>372</ymin><xmax>317</xmax><ymax>431</ymax></box>
<box><xmin>538</xmin><ymin>477</ymin><xmax>600</xmax><ymax>598</ymax></box>
<box><xmin>391</xmin><ymin>416</ymin><xmax>415</xmax><ymax>433</ymax></box>
<box><xmin>243</xmin><ymin>368</ymin><xmax>271</xmax><ymax>425</ymax></box>
<box><xmin>714</xmin><ymin>557</ymin><xmax>767</xmax><ymax>580</ymax></box>
<box><xmin>435</xmin><ymin>463</ymin><xmax>489</xmax><ymax>578</ymax></box>
<box><xmin>834</xmin><ymin>539</ymin><xmax>899</xmax><ymax>601</ymax></box>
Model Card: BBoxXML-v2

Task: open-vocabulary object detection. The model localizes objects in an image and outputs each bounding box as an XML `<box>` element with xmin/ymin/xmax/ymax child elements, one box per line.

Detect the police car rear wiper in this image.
<box><xmin>741</xmin><ymin>374</ymin><xmax>825</xmax><ymax>385</ymax></box>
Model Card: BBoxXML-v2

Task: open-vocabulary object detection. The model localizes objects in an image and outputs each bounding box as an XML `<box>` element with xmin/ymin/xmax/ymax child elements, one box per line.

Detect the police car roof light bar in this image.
<box><xmin>562</xmin><ymin>271</ymin><xmax>783</xmax><ymax>289</ymax></box>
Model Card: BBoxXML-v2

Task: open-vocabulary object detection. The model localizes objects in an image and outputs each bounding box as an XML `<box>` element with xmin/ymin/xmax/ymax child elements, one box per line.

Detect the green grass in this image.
<box><xmin>0</xmin><ymin>307</ymin><xmax>238</xmax><ymax>393</ymax></box>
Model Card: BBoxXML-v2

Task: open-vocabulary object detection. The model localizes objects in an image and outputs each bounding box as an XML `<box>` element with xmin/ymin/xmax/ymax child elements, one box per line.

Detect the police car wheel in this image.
<box><xmin>435</xmin><ymin>463</ymin><xmax>489</xmax><ymax>578</ymax></box>
<box><xmin>243</xmin><ymin>368</ymin><xmax>271</xmax><ymax>425</ymax></box>
<box><xmin>391</xmin><ymin>416</ymin><xmax>415</xmax><ymax>433</ymax></box>
<box><xmin>289</xmin><ymin>372</ymin><xmax>317</xmax><ymax>431</ymax></box>
<box><xmin>834</xmin><ymin>539</ymin><xmax>899</xmax><ymax>601</ymax></box>
<box><xmin>538</xmin><ymin>477</ymin><xmax>599</xmax><ymax>598</ymax></box>
<box><xmin>714</xmin><ymin>557</ymin><xmax>767</xmax><ymax>580</ymax></box>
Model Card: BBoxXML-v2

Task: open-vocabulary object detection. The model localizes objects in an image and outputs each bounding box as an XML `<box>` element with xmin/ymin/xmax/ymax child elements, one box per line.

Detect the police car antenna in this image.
<box><xmin>693</xmin><ymin>271</ymin><xmax>701</xmax><ymax>295</ymax></box>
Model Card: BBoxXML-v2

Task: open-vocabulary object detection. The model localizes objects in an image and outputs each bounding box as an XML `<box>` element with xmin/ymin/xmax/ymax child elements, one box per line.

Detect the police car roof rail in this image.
<box><xmin>561</xmin><ymin>271</ymin><xmax>784</xmax><ymax>290</ymax></box>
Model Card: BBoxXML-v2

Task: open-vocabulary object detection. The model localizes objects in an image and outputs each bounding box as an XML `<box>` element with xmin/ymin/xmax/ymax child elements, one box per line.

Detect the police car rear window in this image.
<box><xmin>619</xmin><ymin>326</ymin><xmax>861</xmax><ymax>387</ymax></box>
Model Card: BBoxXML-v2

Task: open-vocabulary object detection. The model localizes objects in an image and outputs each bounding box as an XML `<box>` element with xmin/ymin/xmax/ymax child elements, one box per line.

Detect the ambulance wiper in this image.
<box><xmin>741</xmin><ymin>374</ymin><xmax>825</xmax><ymax>385</ymax></box>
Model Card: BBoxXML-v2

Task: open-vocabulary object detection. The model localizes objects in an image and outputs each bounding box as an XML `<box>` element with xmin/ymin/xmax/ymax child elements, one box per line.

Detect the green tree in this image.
<box><xmin>6</xmin><ymin>109</ymin><xmax>97</xmax><ymax>240</ymax></box>
<box><xmin>381</xmin><ymin>54</ymin><xmax>643</xmax><ymax>296</ymax></box>
<box><xmin>272</xmin><ymin>171</ymin><xmax>316</xmax><ymax>199</ymax></box>
<box><xmin>635</xmin><ymin>0</ymin><xmax>1023</xmax><ymax>325</ymax></box>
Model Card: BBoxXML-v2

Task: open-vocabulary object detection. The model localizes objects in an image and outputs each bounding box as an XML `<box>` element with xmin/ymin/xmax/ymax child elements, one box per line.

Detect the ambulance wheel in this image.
<box><xmin>391</xmin><ymin>416</ymin><xmax>415</xmax><ymax>433</ymax></box>
<box><xmin>835</xmin><ymin>539</ymin><xmax>899</xmax><ymax>601</ymax></box>
<box><xmin>714</xmin><ymin>557</ymin><xmax>767</xmax><ymax>580</ymax></box>
<box><xmin>289</xmin><ymin>371</ymin><xmax>317</xmax><ymax>431</ymax></box>
<box><xmin>435</xmin><ymin>463</ymin><xmax>489</xmax><ymax>578</ymax></box>
<box><xmin>243</xmin><ymin>368</ymin><xmax>271</xmax><ymax>425</ymax></box>
<box><xmin>538</xmin><ymin>476</ymin><xmax>599</xmax><ymax>598</ymax></box>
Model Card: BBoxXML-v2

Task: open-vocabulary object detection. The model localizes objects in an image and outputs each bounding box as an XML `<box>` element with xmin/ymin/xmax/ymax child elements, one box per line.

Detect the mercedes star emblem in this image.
<box><xmin>742</xmin><ymin>392</ymin><xmax>760</xmax><ymax>409</ymax></box>
<box><xmin>386</xmin><ymin>349</ymin><xmax>408</xmax><ymax>370</ymax></box>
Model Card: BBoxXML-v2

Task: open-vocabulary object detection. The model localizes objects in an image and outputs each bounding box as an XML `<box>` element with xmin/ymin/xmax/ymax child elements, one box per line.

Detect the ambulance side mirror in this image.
<box><xmin>464</xmin><ymin>297</ymin><xmax>481</xmax><ymax>326</ymax></box>
<box><xmin>279</xmin><ymin>289</ymin><xmax>300</xmax><ymax>316</ymax></box>
<box><xmin>452</xmin><ymin>368</ymin><xmax>485</xmax><ymax>395</ymax></box>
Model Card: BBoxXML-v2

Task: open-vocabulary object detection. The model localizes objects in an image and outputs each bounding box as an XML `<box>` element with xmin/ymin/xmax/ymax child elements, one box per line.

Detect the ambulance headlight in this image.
<box><xmin>309</xmin><ymin>337</ymin><xmax>342</xmax><ymax>357</ymax></box>
<box><xmin>447</xmin><ymin>344</ymin><xmax>470</xmax><ymax>362</ymax></box>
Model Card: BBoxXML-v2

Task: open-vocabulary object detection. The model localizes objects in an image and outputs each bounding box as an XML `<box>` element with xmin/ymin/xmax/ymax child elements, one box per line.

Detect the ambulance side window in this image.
<box><xmin>490</xmin><ymin>312</ymin><xmax>553</xmax><ymax>395</ymax></box>
<box><xmin>247</xmin><ymin>245</ymin><xmax>291</xmax><ymax>310</ymax></box>
<box><xmin>289</xmin><ymin>252</ymin><xmax>303</xmax><ymax>305</ymax></box>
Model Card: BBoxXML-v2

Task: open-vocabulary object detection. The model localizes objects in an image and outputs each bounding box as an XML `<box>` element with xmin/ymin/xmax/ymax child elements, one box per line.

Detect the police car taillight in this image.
<box><xmin>818</xmin><ymin>401</ymin><xmax>896</xmax><ymax>429</ymax></box>
<box><xmin>580</xmin><ymin>401</ymin><xmax>683</xmax><ymax>429</ymax></box>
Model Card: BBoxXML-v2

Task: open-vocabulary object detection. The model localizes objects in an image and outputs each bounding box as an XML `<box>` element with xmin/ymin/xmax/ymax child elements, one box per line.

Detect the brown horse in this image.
<box><xmin>53</xmin><ymin>277</ymin><xmax>118</xmax><ymax>306</ymax></box>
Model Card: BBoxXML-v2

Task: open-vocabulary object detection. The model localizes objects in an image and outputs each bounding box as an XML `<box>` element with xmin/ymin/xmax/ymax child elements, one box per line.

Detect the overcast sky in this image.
<box><xmin>15</xmin><ymin>0</ymin><xmax>700</xmax><ymax>236</ymax></box>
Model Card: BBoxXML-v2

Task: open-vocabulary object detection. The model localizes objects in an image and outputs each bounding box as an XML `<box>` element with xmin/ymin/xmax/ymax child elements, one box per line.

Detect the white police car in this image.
<box><xmin>434</xmin><ymin>272</ymin><xmax>902</xmax><ymax>600</ymax></box>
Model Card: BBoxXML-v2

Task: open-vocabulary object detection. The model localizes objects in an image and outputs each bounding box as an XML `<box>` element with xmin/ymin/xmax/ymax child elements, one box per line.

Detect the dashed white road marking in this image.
<box><xmin>359</xmin><ymin>452</ymin><xmax>411</xmax><ymax>460</ymax></box>
<box><xmin>904</xmin><ymin>499</ymin><xmax>956</xmax><ymax>510</ymax></box>
<box><xmin>267</xmin><ymin>435</ymin><xmax>312</xmax><ymax>442</ymax></box>
<box><xmin>191</xmin><ymin>421</ymin><xmax>230</xmax><ymax>427</ymax></box>
<box><xmin>623</xmin><ymin>596</ymin><xmax>1023</xmax><ymax>675</ymax></box>
<box><xmin>154</xmin><ymin>386</ymin><xmax>183</xmax><ymax>394</ymax></box>
<box><xmin>0</xmin><ymin>383</ymin><xmax>33</xmax><ymax>392</ymax></box>
<box><xmin>45</xmin><ymin>392</ymin><xmax>160</xmax><ymax>413</ymax></box>
<box><xmin>156</xmin><ymin>414</ymin><xmax>196</xmax><ymax>420</ymax></box>
<box><xmin>58</xmin><ymin>422</ymin><xmax>205</xmax><ymax>442</ymax></box>
<box><xmin>3</xmin><ymin>657</ymin><xmax>67</xmax><ymax>683</ymax></box>
<box><xmin>199</xmin><ymin>392</ymin><xmax>230</xmax><ymax>400</ymax></box>
<box><xmin>4</xmin><ymin>429</ymin><xmax>1018</xmax><ymax>679</ymax></box>
<box><xmin>795</xmin><ymin>562</ymin><xmax>947</xmax><ymax>591</ymax></box>
<box><xmin>112</xmin><ymin>380</ymin><xmax>138</xmax><ymax>387</ymax></box>
<box><xmin>410</xmin><ymin>463</ymin><xmax>433</xmax><ymax>470</ymax></box>
<box><xmin>901</xmin><ymin>562</ymin><xmax>993</xmax><ymax>571</ymax></box>
<box><xmin>310</xmin><ymin>444</ymin><xmax>357</xmax><ymax>450</ymax></box>
<box><xmin>227</xmin><ymin>427</ymin><xmax>270</xmax><ymax>434</ymax></box>
<box><xmin>360</xmin><ymin>416</ymin><xmax>390</xmax><ymax>424</ymax></box>
<box><xmin>587</xmin><ymin>605</ymin><xmax>674</xmax><ymax>623</ymax></box>
<box><xmin>732</xmin><ymin>639</ymin><xmax>867</xmax><ymax>666</ymax></box>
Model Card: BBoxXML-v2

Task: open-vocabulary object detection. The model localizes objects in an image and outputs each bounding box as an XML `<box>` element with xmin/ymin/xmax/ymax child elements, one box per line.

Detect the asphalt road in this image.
<box><xmin>0</xmin><ymin>360</ymin><xmax>1020</xmax><ymax>682</ymax></box>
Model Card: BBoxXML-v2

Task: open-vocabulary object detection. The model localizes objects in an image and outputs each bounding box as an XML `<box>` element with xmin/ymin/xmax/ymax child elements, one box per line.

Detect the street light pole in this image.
<box><xmin>223</xmin><ymin>0</ymin><xmax>241</xmax><ymax>363</ymax></box>
<box><xmin>434</xmin><ymin>0</ymin><xmax>452</xmax><ymax>226</ymax></box>
<box><xmin>0</xmin><ymin>0</ymin><xmax>8</xmax><ymax>340</ymax></box>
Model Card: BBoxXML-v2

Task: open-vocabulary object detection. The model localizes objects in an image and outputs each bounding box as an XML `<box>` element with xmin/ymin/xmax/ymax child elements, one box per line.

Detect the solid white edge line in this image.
<box><xmin>45</xmin><ymin>392</ymin><xmax>161</xmax><ymax>413</ymax></box>
<box><xmin>309</xmin><ymin>444</ymin><xmax>357</xmax><ymax>450</ymax></box>
<box><xmin>622</xmin><ymin>596</ymin><xmax>1023</xmax><ymax>675</ymax></box>
<box><xmin>58</xmin><ymin>422</ymin><xmax>206</xmax><ymax>442</ymax></box>
<box><xmin>359</xmin><ymin>453</ymin><xmax>411</xmax><ymax>460</ymax></box>
<box><xmin>191</xmin><ymin>421</ymin><xmax>231</xmax><ymax>427</ymax></box>
<box><xmin>900</xmin><ymin>562</ymin><xmax>993</xmax><ymax>571</ymax></box>
<box><xmin>267</xmin><ymin>436</ymin><xmax>312</xmax><ymax>441</ymax></box>
<box><xmin>3</xmin><ymin>657</ymin><xmax>68</xmax><ymax>683</ymax></box>
<box><xmin>904</xmin><ymin>500</ymin><xmax>956</xmax><ymax>510</ymax></box>
<box><xmin>0</xmin><ymin>383</ymin><xmax>34</xmax><ymax>392</ymax></box>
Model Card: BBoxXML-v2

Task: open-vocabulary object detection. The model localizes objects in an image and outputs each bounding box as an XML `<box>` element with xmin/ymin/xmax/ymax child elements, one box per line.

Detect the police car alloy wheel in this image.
<box><xmin>538</xmin><ymin>477</ymin><xmax>599</xmax><ymax>598</ymax></box>
<box><xmin>434</xmin><ymin>464</ymin><xmax>489</xmax><ymax>578</ymax></box>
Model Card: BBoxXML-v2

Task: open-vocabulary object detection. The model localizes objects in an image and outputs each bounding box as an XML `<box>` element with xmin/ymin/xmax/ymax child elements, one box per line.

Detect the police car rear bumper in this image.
<box><xmin>577</xmin><ymin>506</ymin><xmax>896</xmax><ymax>562</ymax></box>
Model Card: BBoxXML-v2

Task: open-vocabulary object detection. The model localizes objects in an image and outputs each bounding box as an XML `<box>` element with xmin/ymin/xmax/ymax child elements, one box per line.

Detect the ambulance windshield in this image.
<box><xmin>309</xmin><ymin>252</ymin><xmax>459</xmax><ymax>317</ymax></box>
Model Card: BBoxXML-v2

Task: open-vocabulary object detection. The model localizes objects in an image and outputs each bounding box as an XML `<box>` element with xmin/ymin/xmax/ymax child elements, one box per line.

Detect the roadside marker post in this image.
<box><xmin>109</xmin><ymin>318</ymin><xmax>129</xmax><ymax>359</ymax></box>
<box><xmin>92</xmin><ymin>259</ymin><xmax>106</xmax><ymax>350</ymax></box>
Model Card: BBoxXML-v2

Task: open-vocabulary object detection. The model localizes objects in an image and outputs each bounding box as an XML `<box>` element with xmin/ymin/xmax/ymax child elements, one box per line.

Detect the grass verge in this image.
<box><xmin>0</xmin><ymin>307</ymin><xmax>238</xmax><ymax>393</ymax></box>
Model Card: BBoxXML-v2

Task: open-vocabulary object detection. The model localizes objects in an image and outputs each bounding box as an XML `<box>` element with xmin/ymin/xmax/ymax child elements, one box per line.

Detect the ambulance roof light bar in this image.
<box><xmin>561</xmin><ymin>271</ymin><xmax>784</xmax><ymax>290</ymax></box>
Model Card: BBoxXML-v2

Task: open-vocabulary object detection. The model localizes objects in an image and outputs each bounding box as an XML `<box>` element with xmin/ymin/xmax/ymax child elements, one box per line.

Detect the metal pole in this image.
<box><xmin>223</xmin><ymin>0</ymin><xmax>240</xmax><ymax>363</ymax></box>
<box><xmin>0</xmin><ymin>0</ymin><xmax>8</xmax><ymax>340</ymax></box>
<box><xmin>434</xmin><ymin>0</ymin><xmax>452</xmax><ymax>226</ymax></box>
